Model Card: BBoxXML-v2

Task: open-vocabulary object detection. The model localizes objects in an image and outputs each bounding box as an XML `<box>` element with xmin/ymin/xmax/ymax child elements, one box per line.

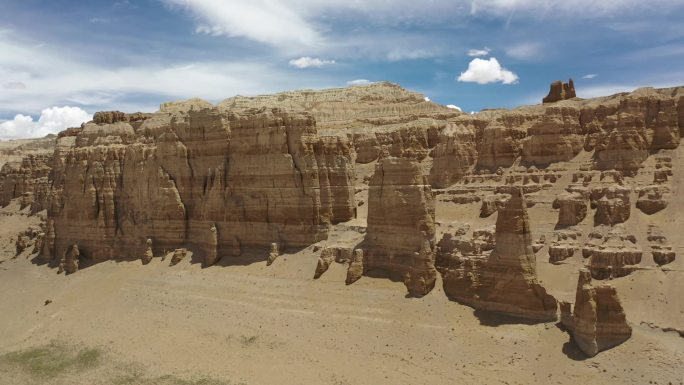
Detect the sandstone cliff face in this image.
<box><xmin>439</xmin><ymin>187</ymin><xmax>558</xmax><ymax>321</ymax></box>
<box><xmin>0</xmin><ymin>154</ymin><xmax>51</xmax><ymax>209</ymax></box>
<box><xmin>220</xmin><ymin>82</ymin><xmax>459</xmax><ymax>164</ymax></box>
<box><xmin>39</xmin><ymin>103</ymin><xmax>356</xmax><ymax>270</ymax></box>
<box><xmin>363</xmin><ymin>157</ymin><xmax>437</xmax><ymax>296</ymax></box>
<box><xmin>561</xmin><ymin>269</ymin><xmax>632</xmax><ymax>357</ymax></box>
<box><xmin>430</xmin><ymin>87</ymin><xmax>683</xmax><ymax>188</ymax></box>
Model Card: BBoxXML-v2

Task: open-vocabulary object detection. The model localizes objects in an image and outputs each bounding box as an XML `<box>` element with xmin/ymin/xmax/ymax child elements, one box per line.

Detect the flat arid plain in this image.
<box><xmin>0</xmin><ymin>82</ymin><xmax>683</xmax><ymax>385</ymax></box>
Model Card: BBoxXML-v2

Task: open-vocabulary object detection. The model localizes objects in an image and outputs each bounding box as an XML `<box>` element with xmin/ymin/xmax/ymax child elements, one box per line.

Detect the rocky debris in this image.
<box><xmin>440</xmin><ymin>187</ymin><xmax>558</xmax><ymax>321</ymax></box>
<box><xmin>548</xmin><ymin>229</ymin><xmax>581</xmax><ymax>264</ymax></box>
<box><xmin>542</xmin><ymin>79</ymin><xmax>576</xmax><ymax>103</ymax></box>
<box><xmin>40</xmin><ymin>105</ymin><xmax>356</xmax><ymax>266</ymax></box>
<box><xmin>591</xmin><ymin>185</ymin><xmax>631</xmax><ymax>226</ymax></box>
<box><xmin>141</xmin><ymin>239</ymin><xmax>154</xmax><ymax>265</ymax></box>
<box><xmin>170</xmin><ymin>248</ymin><xmax>188</xmax><ymax>266</ymax></box>
<box><xmin>345</xmin><ymin>249</ymin><xmax>364</xmax><ymax>285</ymax></box>
<box><xmin>647</xmin><ymin>225</ymin><xmax>676</xmax><ymax>266</ymax></box>
<box><xmin>314</xmin><ymin>246</ymin><xmax>353</xmax><ymax>279</ymax></box>
<box><xmin>636</xmin><ymin>185</ymin><xmax>670</xmax><ymax>214</ymax></box>
<box><xmin>532</xmin><ymin>235</ymin><xmax>546</xmax><ymax>253</ymax></box>
<box><xmin>553</xmin><ymin>190</ymin><xmax>588</xmax><ymax>227</ymax></box>
<box><xmin>364</xmin><ymin>157</ymin><xmax>437</xmax><ymax>296</ymax></box>
<box><xmin>560</xmin><ymin>269</ymin><xmax>632</xmax><ymax>357</ymax></box>
<box><xmin>583</xmin><ymin>226</ymin><xmax>642</xmax><ymax>279</ymax></box>
<box><xmin>59</xmin><ymin>244</ymin><xmax>80</xmax><ymax>274</ymax></box>
<box><xmin>266</xmin><ymin>243</ymin><xmax>280</xmax><ymax>266</ymax></box>
<box><xmin>15</xmin><ymin>225</ymin><xmax>44</xmax><ymax>255</ymax></box>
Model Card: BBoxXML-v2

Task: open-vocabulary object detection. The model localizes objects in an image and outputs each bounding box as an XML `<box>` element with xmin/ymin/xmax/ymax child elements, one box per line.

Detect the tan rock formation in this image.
<box><xmin>553</xmin><ymin>190</ymin><xmax>588</xmax><ymax>227</ymax></box>
<box><xmin>583</xmin><ymin>226</ymin><xmax>642</xmax><ymax>279</ymax></box>
<box><xmin>364</xmin><ymin>157</ymin><xmax>437</xmax><ymax>296</ymax></box>
<box><xmin>0</xmin><ymin>154</ymin><xmax>51</xmax><ymax>209</ymax></box>
<box><xmin>266</xmin><ymin>243</ymin><xmax>280</xmax><ymax>266</ymax></box>
<box><xmin>429</xmin><ymin>122</ymin><xmax>478</xmax><ymax>188</ymax></box>
<box><xmin>548</xmin><ymin>229</ymin><xmax>581</xmax><ymax>264</ymax></box>
<box><xmin>440</xmin><ymin>187</ymin><xmax>558</xmax><ymax>321</ymax></box>
<box><xmin>560</xmin><ymin>269</ymin><xmax>632</xmax><ymax>357</ymax></box>
<box><xmin>591</xmin><ymin>185</ymin><xmax>631</xmax><ymax>226</ymax></box>
<box><xmin>543</xmin><ymin>79</ymin><xmax>576</xmax><ymax>103</ymax></box>
<box><xmin>636</xmin><ymin>185</ymin><xmax>670</xmax><ymax>214</ymax></box>
<box><xmin>170</xmin><ymin>248</ymin><xmax>188</xmax><ymax>266</ymax></box>
<box><xmin>313</xmin><ymin>246</ymin><xmax>353</xmax><ymax>279</ymax></box>
<box><xmin>40</xmin><ymin>104</ymin><xmax>356</xmax><ymax>266</ymax></box>
<box><xmin>647</xmin><ymin>224</ymin><xmax>676</xmax><ymax>266</ymax></box>
<box><xmin>345</xmin><ymin>249</ymin><xmax>364</xmax><ymax>285</ymax></box>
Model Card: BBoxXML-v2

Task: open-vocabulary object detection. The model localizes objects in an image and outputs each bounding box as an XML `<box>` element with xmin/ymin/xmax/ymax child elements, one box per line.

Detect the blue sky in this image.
<box><xmin>1</xmin><ymin>0</ymin><xmax>684</xmax><ymax>138</ymax></box>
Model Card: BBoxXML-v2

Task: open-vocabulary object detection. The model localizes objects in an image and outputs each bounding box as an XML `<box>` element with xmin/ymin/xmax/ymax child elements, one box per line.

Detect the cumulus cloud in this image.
<box><xmin>457</xmin><ymin>57</ymin><xmax>519</xmax><ymax>85</ymax></box>
<box><xmin>468</xmin><ymin>47</ymin><xmax>490</xmax><ymax>57</ymax></box>
<box><xmin>346</xmin><ymin>79</ymin><xmax>372</xmax><ymax>86</ymax></box>
<box><xmin>289</xmin><ymin>57</ymin><xmax>335</xmax><ymax>69</ymax></box>
<box><xmin>446</xmin><ymin>104</ymin><xmax>462</xmax><ymax>111</ymax></box>
<box><xmin>583</xmin><ymin>73</ymin><xmax>598</xmax><ymax>79</ymax></box>
<box><xmin>0</xmin><ymin>106</ymin><xmax>91</xmax><ymax>139</ymax></box>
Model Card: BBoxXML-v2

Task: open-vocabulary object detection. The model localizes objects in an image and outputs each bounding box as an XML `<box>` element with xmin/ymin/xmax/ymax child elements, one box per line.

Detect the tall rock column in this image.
<box><xmin>441</xmin><ymin>187</ymin><xmax>558</xmax><ymax>321</ymax></box>
<box><xmin>561</xmin><ymin>269</ymin><xmax>632</xmax><ymax>357</ymax></box>
<box><xmin>364</xmin><ymin>157</ymin><xmax>437</xmax><ymax>296</ymax></box>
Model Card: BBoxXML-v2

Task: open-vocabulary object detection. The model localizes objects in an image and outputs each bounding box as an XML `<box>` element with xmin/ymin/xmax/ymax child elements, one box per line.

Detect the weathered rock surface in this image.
<box><xmin>39</xmin><ymin>104</ymin><xmax>356</xmax><ymax>266</ymax></box>
<box><xmin>591</xmin><ymin>185</ymin><xmax>631</xmax><ymax>226</ymax></box>
<box><xmin>583</xmin><ymin>226</ymin><xmax>642</xmax><ymax>280</ymax></box>
<box><xmin>560</xmin><ymin>269</ymin><xmax>632</xmax><ymax>357</ymax></box>
<box><xmin>440</xmin><ymin>187</ymin><xmax>558</xmax><ymax>321</ymax></box>
<box><xmin>647</xmin><ymin>224</ymin><xmax>676</xmax><ymax>266</ymax></box>
<box><xmin>553</xmin><ymin>190</ymin><xmax>588</xmax><ymax>227</ymax></box>
<box><xmin>314</xmin><ymin>246</ymin><xmax>353</xmax><ymax>279</ymax></box>
<box><xmin>0</xmin><ymin>154</ymin><xmax>51</xmax><ymax>209</ymax></box>
<box><xmin>548</xmin><ymin>229</ymin><xmax>581</xmax><ymax>264</ymax></box>
<box><xmin>543</xmin><ymin>79</ymin><xmax>576</xmax><ymax>103</ymax></box>
<box><xmin>364</xmin><ymin>157</ymin><xmax>437</xmax><ymax>296</ymax></box>
<box><xmin>636</xmin><ymin>185</ymin><xmax>670</xmax><ymax>214</ymax></box>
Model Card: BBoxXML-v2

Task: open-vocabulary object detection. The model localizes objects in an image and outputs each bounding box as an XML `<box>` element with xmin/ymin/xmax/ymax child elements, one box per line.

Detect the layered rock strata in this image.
<box><xmin>363</xmin><ymin>157</ymin><xmax>437</xmax><ymax>296</ymax></box>
<box><xmin>560</xmin><ymin>269</ymin><xmax>632</xmax><ymax>357</ymax></box>
<box><xmin>440</xmin><ymin>187</ymin><xmax>558</xmax><ymax>321</ymax></box>
<box><xmin>582</xmin><ymin>226</ymin><xmax>642</xmax><ymax>279</ymax></box>
<box><xmin>38</xmin><ymin>104</ymin><xmax>356</xmax><ymax>270</ymax></box>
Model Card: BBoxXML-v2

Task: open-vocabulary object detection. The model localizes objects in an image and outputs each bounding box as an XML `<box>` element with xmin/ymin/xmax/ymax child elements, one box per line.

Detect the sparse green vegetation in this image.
<box><xmin>240</xmin><ymin>335</ymin><xmax>258</xmax><ymax>347</ymax></box>
<box><xmin>0</xmin><ymin>341</ymin><xmax>101</xmax><ymax>378</ymax></box>
<box><xmin>0</xmin><ymin>341</ymin><xmax>235</xmax><ymax>385</ymax></box>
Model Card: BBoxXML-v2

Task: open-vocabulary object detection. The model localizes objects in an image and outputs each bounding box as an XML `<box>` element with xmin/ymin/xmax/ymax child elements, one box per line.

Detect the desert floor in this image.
<box><xmin>0</xmin><ymin>198</ymin><xmax>683</xmax><ymax>385</ymax></box>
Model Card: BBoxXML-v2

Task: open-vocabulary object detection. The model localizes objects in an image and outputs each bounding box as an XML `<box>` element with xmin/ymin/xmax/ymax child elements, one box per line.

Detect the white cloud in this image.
<box><xmin>164</xmin><ymin>0</ymin><xmax>320</xmax><ymax>49</ymax></box>
<box><xmin>457</xmin><ymin>57</ymin><xmax>519</xmax><ymax>85</ymax></box>
<box><xmin>468</xmin><ymin>47</ymin><xmax>490</xmax><ymax>57</ymax></box>
<box><xmin>0</xmin><ymin>106</ymin><xmax>91</xmax><ymax>139</ymax></box>
<box><xmin>446</xmin><ymin>104</ymin><xmax>462</xmax><ymax>111</ymax></box>
<box><xmin>505</xmin><ymin>42</ymin><xmax>543</xmax><ymax>60</ymax></box>
<box><xmin>583</xmin><ymin>74</ymin><xmax>598</xmax><ymax>79</ymax></box>
<box><xmin>289</xmin><ymin>57</ymin><xmax>335</xmax><ymax>69</ymax></box>
<box><xmin>346</xmin><ymin>79</ymin><xmax>372</xmax><ymax>86</ymax></box>
<box><xmin>0</xmin><ymin>31</ymin><xmax>341</xmax><ymax>116</ymax></box>
<box><xmin>424</xmin><ymin>97</ymin><xmax>431</xmax><ymax>102</ymax></box>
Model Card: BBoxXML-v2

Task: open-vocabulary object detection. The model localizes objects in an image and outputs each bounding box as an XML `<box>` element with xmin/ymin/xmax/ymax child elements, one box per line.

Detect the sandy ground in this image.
<box><xmin>0</xmin><ymin>213</ymin><xmax>682</xmax><ymax>384</ymax></box>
